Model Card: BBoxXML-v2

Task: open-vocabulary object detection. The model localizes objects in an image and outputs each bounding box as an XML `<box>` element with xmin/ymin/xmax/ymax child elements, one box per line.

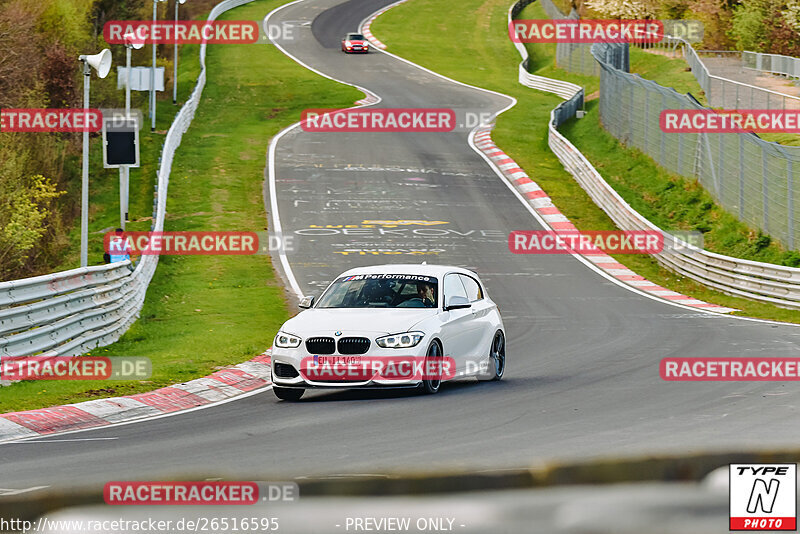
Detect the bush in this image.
<box><xmin>0</xmin><ymin>135</ymin><xmax>65</xmax><ymax>280</ymax></box>
<box><xmin>729</xmin><ymin>1</ymin><xmax>768</xmax><ymax>51</ymax></box>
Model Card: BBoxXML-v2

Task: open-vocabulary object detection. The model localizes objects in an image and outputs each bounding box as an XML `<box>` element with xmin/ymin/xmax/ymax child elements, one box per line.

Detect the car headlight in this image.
<box><xmin>376</xmin><ymin>331</ymin><xmax>425</xmax><ymax>348</ymax></box>
<box><xmin>275</xmin><ymin>331</ymin><xmax>302</xmax><ymax>348</ymax></box>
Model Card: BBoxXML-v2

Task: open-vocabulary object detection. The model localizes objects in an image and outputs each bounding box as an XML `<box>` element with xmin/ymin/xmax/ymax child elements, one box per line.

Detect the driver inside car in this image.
<box><xmin>398</xmin><ymin>282</ymin><xmax>436</xmax><ymax>307</ymax></box>
<box><xmin>417</xmin><ymin>282</ymin><xmax>435</xmax><ymax>307</ymax></box>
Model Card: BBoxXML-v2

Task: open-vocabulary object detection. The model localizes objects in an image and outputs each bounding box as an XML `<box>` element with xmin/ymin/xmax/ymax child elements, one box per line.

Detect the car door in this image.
<box><xmin>458</xmin><ymin>274</ymin><xmax>495</xmax><ymax>368</ymax></box>
<box><xmin>438</xmin><ymin>273</ymin><xmax>479</xmax><ymax>371</ymax></box>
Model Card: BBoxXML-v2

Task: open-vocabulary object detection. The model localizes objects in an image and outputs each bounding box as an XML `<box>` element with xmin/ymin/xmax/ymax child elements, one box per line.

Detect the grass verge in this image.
<box><xmin>1</xmin><ymin>0</ymin><xmax>363</xmax><ymax>413</ymax></box>
<box><xmin>371</xmin><ymin>0</ymin><xmax>800</xmax><ymax>323</ymax></box>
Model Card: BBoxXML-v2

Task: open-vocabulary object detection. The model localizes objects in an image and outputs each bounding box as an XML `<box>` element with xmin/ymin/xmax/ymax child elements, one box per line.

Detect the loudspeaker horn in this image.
<box><xmin>81</xmin><ymin>49</ymin><xmax>112</xmax><ymax>79</ymax></box>
<box><xmin>124</xmin><ymin>32</ymin><xmax>145</xmax><ymax>50</ymax></box>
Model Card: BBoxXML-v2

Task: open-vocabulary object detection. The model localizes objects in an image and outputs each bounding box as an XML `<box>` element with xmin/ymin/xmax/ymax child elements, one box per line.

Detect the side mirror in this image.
<box><xmin>298</xmin><ymin>295</ymin><xmax>315</xmax><ymax>309</ymax></box>
<box><xmin>444</xmin><ymin>295</ymin><xmax>471</xmax><ymax>311</ymax></box>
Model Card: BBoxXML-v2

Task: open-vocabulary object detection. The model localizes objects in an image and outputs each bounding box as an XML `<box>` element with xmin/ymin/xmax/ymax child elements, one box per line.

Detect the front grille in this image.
<box><xmin>274</xmin><ymin>362</ymin><xmax>299</xmax><ymax>378</ymax></box>
<box><xmin>337</xmin><ymin>337</ymin><xmax>371</xmax><ymax>355</ymax></box>
<box><xmin>306</xmin><ymin>337</ymin><xmax>335</xmax><ymax>355</ymax></box>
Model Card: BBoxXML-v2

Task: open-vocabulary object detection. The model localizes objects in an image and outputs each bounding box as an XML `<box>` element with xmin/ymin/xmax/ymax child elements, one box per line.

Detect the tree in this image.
<box><xmin>0</xmin><ymin>135</ymin><xmax>65</xmax><ymax>280</ymax></box>
<box><xmin>584</xmin><ymin>0</ymin><xmax>659</xmax><ymax>18</ymax></box>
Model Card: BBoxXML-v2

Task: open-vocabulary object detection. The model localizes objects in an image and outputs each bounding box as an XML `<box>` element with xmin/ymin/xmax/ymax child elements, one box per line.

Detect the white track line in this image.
<box><xmin>264</xmin><ymin>0</ymin><xmax>383</xmax><ymax>300</ymax></box>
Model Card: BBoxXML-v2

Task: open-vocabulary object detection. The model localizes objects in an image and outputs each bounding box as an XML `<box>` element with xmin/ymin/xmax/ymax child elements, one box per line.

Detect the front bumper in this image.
<box><xmin>272</xmin><ymin>338</ymin><xmax>428</xmax><ymax>389</ymax></box>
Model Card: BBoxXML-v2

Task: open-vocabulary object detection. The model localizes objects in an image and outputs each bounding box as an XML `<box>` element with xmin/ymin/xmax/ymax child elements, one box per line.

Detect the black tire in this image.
<box><xmin>489</xmin><ymin>330</ymin><xmax>506</xmax><ymax>381</ymax></box>
<box><xmin>273</xmin><ymin>386</ymin><xmax>304</xmax><ymax>401</ymax></box>
<box><xmin>420</xmin><ymin>340</ymin><xmax>443</xmax><ymax>394</ymax></box>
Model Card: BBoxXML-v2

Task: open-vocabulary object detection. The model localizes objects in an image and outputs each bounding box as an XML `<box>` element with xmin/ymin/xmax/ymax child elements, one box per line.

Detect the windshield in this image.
<box><xmin>316</xmin><ymin>274</ymin><xmax>438</xmax><ymax>308</ymax></box>
<box><xmin>346</xmin><ymin>33</ymin><xmax>365</xmax><ymax>40</ymax></box>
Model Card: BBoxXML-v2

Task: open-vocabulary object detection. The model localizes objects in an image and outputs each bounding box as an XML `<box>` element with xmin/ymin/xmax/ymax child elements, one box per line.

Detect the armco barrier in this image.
<box><xmin>509</xmin><ymin>0</ymin><xmax>800</xmax><ymax>310</ymax></box>
<box><xmin>510</xmin><ymin>0</ymin><xmax>584</xmax><ymax>102</ymax></box>
<box><xmin>0</xmin><ymin>0</ymin><xmax>256</xmax><ymax>359</ymax></box>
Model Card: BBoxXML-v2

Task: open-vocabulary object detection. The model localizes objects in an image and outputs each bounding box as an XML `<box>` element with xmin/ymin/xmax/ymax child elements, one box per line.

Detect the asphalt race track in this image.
<box><xmin>3</xmin><ymin>0</ymin><xmax>800</xmax><ymax>494</ymax></box>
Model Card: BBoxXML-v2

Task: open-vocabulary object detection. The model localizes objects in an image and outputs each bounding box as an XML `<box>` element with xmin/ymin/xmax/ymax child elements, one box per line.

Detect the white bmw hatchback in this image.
<box><xmin>271</xmin><ymin>264</ymin><xmax>506</xmax><ymax>401</ymax></box>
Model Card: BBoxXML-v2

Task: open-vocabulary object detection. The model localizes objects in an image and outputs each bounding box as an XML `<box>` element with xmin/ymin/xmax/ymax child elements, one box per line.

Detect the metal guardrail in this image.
<box><xmin>0</xmin><ymin>0</ymin><xmax>256</xmax><ymax>358</ymax></box>
<box><xmin>518</xmin><ymin>63</ymin><xmax>583</xmax><ymax>100</ymax></box>
<box><xmin>508</xmin><ymin>0</ymin><xmax>800</xmax><ymax>310</ymax></box>
<box><xmin>510</xmin><ymin>0</ymin><xmax>583</xmax><ymax>101</ymax></box>
<box><xmin>744</xmin><ymin>51</ymin><xmax>800</xmax><ymax>80</ymax></box>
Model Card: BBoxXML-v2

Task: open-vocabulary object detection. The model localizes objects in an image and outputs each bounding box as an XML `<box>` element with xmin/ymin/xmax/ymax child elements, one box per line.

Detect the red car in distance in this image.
<box><xmin>341</xmin><ymin>33</ymin><xmax>369</xmax><ymax>53</ymax></box>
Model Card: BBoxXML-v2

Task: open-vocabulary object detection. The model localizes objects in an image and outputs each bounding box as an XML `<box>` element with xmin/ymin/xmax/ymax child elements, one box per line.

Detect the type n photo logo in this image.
<box><xmin>730</xmin><ymin>464</ymin><xmax>797</xmax><ymax>531</ymax></box>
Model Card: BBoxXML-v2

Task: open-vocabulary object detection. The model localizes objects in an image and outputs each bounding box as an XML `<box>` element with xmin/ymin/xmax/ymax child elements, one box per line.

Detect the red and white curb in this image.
<box><xmin>354</xmin><ymin>94</ymin><xmax>380</xmax><ymax>106</ymax></box>
<box><xmin>0</xmin><ymin>350</ymin><xmax>272</xmax><ymax>442</ymax></box>
<box><xmin>472</xmin><ymin>127</ymin><xmax>739</xmax><ymax>314</ymax></box>
<box><xmin>360</xmin><ymin>0</ymin><xmax>411</xmax><ymax>50</ymax></box>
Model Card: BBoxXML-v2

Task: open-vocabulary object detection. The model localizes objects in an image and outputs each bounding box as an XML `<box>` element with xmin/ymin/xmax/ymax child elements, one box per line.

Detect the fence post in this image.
<box><xmin>629</xmin><ymin>83</ymin><xmax>635</xmax><ymax>143</ymax></box>
<box><xmin>644</xmin><ymin>84</ymin><xmax>649</xmax><ymax>153</ymax></box>
<box><xmin>677</xmin><ymin>100</ymin><xmax>684</xmax><ymax>174</ymax></box>
<box><xmin>762</xmin><ymin>149</ymin><xmax>769</xmax><ymax>233</ymax></box>
<box><xmin>722</xmin><ymin>79</ymin><xmax>726</xmax><ymax>108</ymax></box>
<box><xmin>660</xmin><ymin>93</ymin><xmax>666</xmax><ymax>167</ymax></box>
<box><xmin>789</xmin><ymin>158</ymin><xmax>795</xmax><ymax>250</ymax></box>
<box><xmin>717</xmin><ymin>133</ymin><xmax>723</xmax><ymax>198</ymax></box>
<box><xmin>739</xmin><ymin>135</ymin><xmax>745</xmax><ymax>221</ymax></box>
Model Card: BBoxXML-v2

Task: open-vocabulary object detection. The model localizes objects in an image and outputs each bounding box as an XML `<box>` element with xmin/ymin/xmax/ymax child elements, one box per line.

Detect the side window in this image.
<box><xmin>443</xmin><ymin>273</ymin><xmax>468</xmax><ymax>303</ymax></box>
<box><xmin>459</xmin><ymin>275</ymin><xmax>483</xmax><ymax>302</ymax></box>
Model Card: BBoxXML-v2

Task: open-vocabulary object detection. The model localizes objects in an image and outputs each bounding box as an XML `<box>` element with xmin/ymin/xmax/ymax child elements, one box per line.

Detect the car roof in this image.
<box><xmin>335</xmin><ymin>264</ymin><xmax>478</xmax><ymax>279</ymax></box>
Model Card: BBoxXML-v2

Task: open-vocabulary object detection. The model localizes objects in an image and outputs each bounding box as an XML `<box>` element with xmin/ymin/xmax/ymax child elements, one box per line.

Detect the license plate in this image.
<box><xmin>315</xmin><ymin>355</ymin><xmax>362</xmax><ymax>365</ymax></box>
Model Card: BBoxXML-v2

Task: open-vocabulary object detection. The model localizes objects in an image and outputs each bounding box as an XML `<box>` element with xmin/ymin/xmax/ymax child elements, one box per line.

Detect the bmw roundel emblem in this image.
<box><xmin>335</xmin><ymin>331</ymin><xmax>342</xmax><ymax>336</ymax></box>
